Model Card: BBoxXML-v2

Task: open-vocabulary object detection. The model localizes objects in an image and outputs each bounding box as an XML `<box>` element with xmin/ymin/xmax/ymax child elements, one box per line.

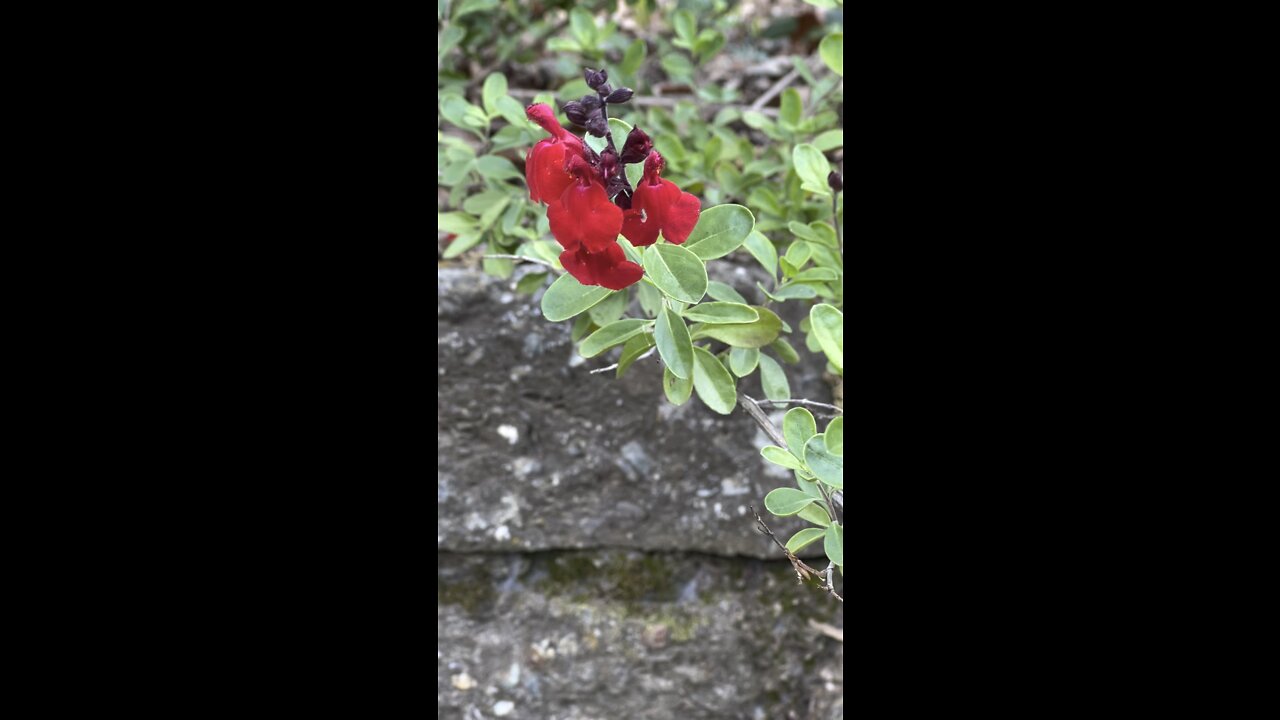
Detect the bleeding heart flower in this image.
<box><xmin>559</xmin><ymin>241</ymin><xmax>643</xmax><ymax>291</ymax></box>
<box><xmin>621</xmin><ymin>151</ymin><xmax>701</xmax><ymax>247</ymax></box>
<box><xmin>525</xmin><ymin>104</ymin><xmax>585</xmax><ymax>205</ymax></box>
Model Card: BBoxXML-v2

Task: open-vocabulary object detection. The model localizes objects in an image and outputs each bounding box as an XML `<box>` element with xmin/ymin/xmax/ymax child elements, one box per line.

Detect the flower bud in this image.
<box><xmin>585</xmin><ymin>112</ymin><xmax>608</xmax><ymax>137</ymax></box>
<box><xmin>606</xmin><ymin>87</ymin><xmax>634</xmax><ymax>104</ymax></box>
<box><xmin>596</xmin><ymin>83</ymin><xmax>613</xmax><ymax>97</ymax></box>
<box><xmin>562</xmin><ymin>100</ymin><xmax>588</xmax><ymax>126</ymax></box>
<box><xmin>619</xmin><ymin>127</ymin><xmax>653</xmax><ymax>164</ymax></box>
<box><xmin>584</xmin><ymin>68</ymin><xmax>608</xmax><ymax>89</ymax></box>
<box><xmin>580</xmin><ymin>94</ymin><xmax>602</xmax><ymax>111</ymax></box>
<box><xmin>827</xmin><ymin>171</ymin><xmax>843</xmax><ymax>193</ymax></box>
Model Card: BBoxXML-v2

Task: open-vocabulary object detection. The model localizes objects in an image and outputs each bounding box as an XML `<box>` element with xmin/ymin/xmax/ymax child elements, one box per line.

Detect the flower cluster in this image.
<box><xmin>523</xmin><ymin>70</ymin><xmax>700</xmax><ymax>290</ymax></box>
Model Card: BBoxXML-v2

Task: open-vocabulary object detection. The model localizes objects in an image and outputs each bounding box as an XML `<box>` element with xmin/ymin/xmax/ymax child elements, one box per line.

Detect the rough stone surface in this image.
<box><xmin>438</xmin><ymin>266</ymin><xmax>844</xmax><ymax>719</ymax></box>
<box><xmin>438</xmin><ymin>550</ymin><xmax>843</xmax><ymax>720</ymax></box>
<box><xmin>437</xmin><ymin>267</ymin><xmax>837</xmax><ymax>558</ymax></box>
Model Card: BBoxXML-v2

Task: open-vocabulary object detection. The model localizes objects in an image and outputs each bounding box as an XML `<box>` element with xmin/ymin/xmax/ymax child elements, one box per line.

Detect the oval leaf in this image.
<box><xmin>691</xmin><ymin>346</ymin><xmax>736</xmax><ymax>414</ymax></box>
<box><xmin>759</xmin><ymin>354</ymin><xmax>790</xmax><ymax>402</ymax></box>
<box><xmin>810</xmin><ymin>304</ymin><xmax>843</xmax><ymax>372</ymax></box>
<box><xmin>616</xmin><ymin>333</ymin><xmax>655</xmax><ymax>378</ymax></box>
<box><xmin>793</xmin><ymin>144</ymin><xmax>832</xmax><ymax>197</ymax></box>
<box><xmin>655</xmin><ymin>307</ymin><xmax>694</xmax><ymax>380</ymax></box>
<box><xmin>824</xmin><ymin>524</ymin><xmax>843</xmax><ymax>568</ymax></box>
<box><xmin>706</xmin><ymin>281</ymin><xmax>747</xmax><ymax>304</ymax></box>
<box><xmin>825</xmin><ymin>417</ymin><xmax>843</xmax><ymax>456</ymax></box>
<box><xmin>783</xmin><ymin>408</ymin><xmax>817</xmax><ymax>456</ymax></box>
<box><xmin>643</xmin><ymin>243</ymin><xmax>708</xmax><ymax>303</ymax></box>
<box><xmin>579</xmin><ymin>319</ymin><xmax>650</xmax><ymax>358</ymax></box>
<box><xmin>820</xmin><ymin>32</ymin><xmax>843</xmax><ymax>77</ymax></box>
<box><xmin>761</xmin><ymin>445</ymin><xmax>804</xmax><ymax>471</ymax></box>
<box><xmin>797</xmin><ymin>502</ymin><xmax>831</xmax><ymax>527</ymax></box>
<box><xmin>764</xmin><ymin>487</ymin><xmax>814</xmax><ymax>516</ymax></box>
<box><xmin>541</xmin><ymin>274</ymin><xmax>612</xmax><ymax>322</ymax></box>
<box><xmin>786</xmin><ymin>527</ymin><xmax>826</xmax><ymax>554</ymax></box>
<box><xmin>663</xmin><ymin>366</ymin><xmax>692</xmax><ymax>405</ymax></box>
<box><xmin>804</xmin><ymin>435</ymin><xmax>843</xmax><ymax>489</ymax></box>
<box><xmin>683</xmin><ymin>204</ymin><xmax>755</xmax><ymax>260</ymax></box>
<box><xmin>728</xmin><ymin>346</ymin><xmax>759</xmax><ymax>377</ymax></box>
<box><xmin>682</xmin><ymin>302</ymin><xmax>759</xmax><ymax>324</ymax></box>
<box><xmin>690</xmin><ymin>307</ymin><xmax>782</xmax><ymax>348</ymax></box>
<box><xmin>743</xmin><ymin>231</ymin><xmax>777</xmax><ymax>276</ymax></box>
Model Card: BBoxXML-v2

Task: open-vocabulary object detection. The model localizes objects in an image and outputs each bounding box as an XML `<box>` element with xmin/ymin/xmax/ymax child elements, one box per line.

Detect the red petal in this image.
<box><xmin>554</xmin><ymin>180</ymin><xmax>623</xmax><ymax>252</ymax></box>
<box><xmin>624</xmin><ymin>177</ymin><xmax>701</xmax><ymax>245</ymax></box>
<box><xmin>621</xmin><ymin>208</ymin><xmax>659</xmax><ymax>247</ymax></box>
<box><xmin>659</xmin><ymin>185</ymin><xmax>701</xmax><ymax>245</ymax></box>
<box><xmin>559</xmin><ymin>243</ymin><xmax>642</xmax><ymax>290</ymax></box>
<box><xmin>527</xmin><ymin>140</ymin><xmax>574</xmax><ymax>205</ymax></box>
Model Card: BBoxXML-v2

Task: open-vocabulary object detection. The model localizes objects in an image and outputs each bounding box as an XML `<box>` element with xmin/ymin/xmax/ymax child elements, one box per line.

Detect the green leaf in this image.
<box><xmin>762</xmin><ymin>446</ymin><xmax>804</xmax><ymax>471</ymax></box>
<box><xmin>584</xmin><ymin>117</ymin><xmax>634</xmax><ymax>156</ymax></box>
<box><xmin>693</xmin><ymin>29</ymin><xmax>725</xmax><ymax>64</ymax></box>
<box><xmin>793</xmin><ymin>144</ymin><xmax>832</xmax><ymax>197</ymax></box>
<box><xmin>579</xmin><ymin>319</ymin><xmax>650</xmax><ymax>358</ymax></box>
<box><xmin>663</xmin><ymin>366</ymin><xmax>693</xmax><ymax>405</ymax></box>
<box><xmin>570</xmin><ymin>313</ymin><xmax>593</xmax><ymax>342</ymax></box>
<box><xmin>706</xmin><ymin>281</ymin><xmax>747</xmax><ymax>304</ymax></box>
<box><xmin>794</xmin><ymin>268</ymin><xmax>839</xmax><ymax>282</ymax></box>
<box><xmin>813</xmin><ymin>129</ymin><xmax>844</xmax><ymax>152</ymax></box>
<box><xmin>476</xmin><ymin>155</ymin><xmax>522</xmax><ymax>181</ymax></box>
<box><xmin>783</xmin><ymin>408</ymin><xmax>817</xmax><ymax>457</ymax></box>
<box><xmin>780</xmin><ymin>87</ymin><xmax>802</xmax><ymax>128</ymax></box>
<box><xmin>770</xmin><ymin>338</ymin><xmax>800</xmax><ymax>364</ymax></box>
<box><xmin>643</xmin><ymin>243</ymin><xmax>708</xmax><ymax>303</ymax></box>
<box><xmin>743</xmin><ymin>231</ymin><xmax>777</xmax><ymax>276</ymax></box>
<box><xmin>673</xmin><ymin>10</ymin><xmax>697</xmax><ymax>47</ymax></box>
<box><xmin>620</xmin><ymin>39</ymin><xmax>647</xmax><ymax>76</ymax></box>
<box><xmin>810</xmin><ymin>303</ymin><xmax>843</xmax><ymax>372</ymax></box>
<box><xmin>515</xmin><ymin>271</ymin><xmax>548</xmax><ymax>294</ymax></box>
<box><xmin>804</xmin><ymin>435</ymin><xmax>843</xmax><ymax>489</ymax></box>
<box><xmin>682</xmin><ymin>302</ymin><xmax>759</xmax><ymax>324</ymax></box>
<box><xmin>661</xmin><ymin>53</ymin><xmax>693</xmax><ymax>82</ymax></box>
<box><xmin>683</xmin><ymin>204</ymin><xmax>755</xmax><ymax>260</ymax></box>
<box><xmin>617</xmin><ymin>333</ymin><xmax>655</xmax><ymax>378</ymax></box>
<box><xmin>825</xmin><ymin>417</ymin><xmax>843</xmax><ymax>456</ymax></box>
<box><xmin>786</xmin><ymin>528</ymin><xmax>826</xmax><ymax>553</ymax></box>
<box><xmin>570</xmin><ymin>8</ymin><xmax>597</xmax><ymax>47</ymax></box>
<box><xmin>453</xmin><ymin>0</ymin><xmax>498</xmax><ymax>20</ymax></box>
<box><xmin>824</xmin><ymin>524</ymin><xmax>843</xmax><ymax>568</ymax></box>
<box><xmin>438</xmin><ymin>211</ymin><xmax>477</xmax><ymax>234</ymax></box>
<box><xmin>820</xmin><ymin>32</ymin><xmax>843</xmax><ymax>77</ymax></box>
<box><xmin>691</xmin><ymin>307</ymin><xmax>782</xmax><ymax>348</ymax></box>
<box><xmin>587</xmin><ymin>287</ymin><xmax>628</xmax><ymax>325</ymax></box>
<box><xmin>797</xmin><ymin>502</ymin><xmax>831</xmax><ymax>527</ymax></box>
<box><xmin>541</xmin><ymin>274</ymin><xmax>612</xmax><ymax>322</ymax></box>
<box><xmin>759</xmin><ymin>354</ymin><xmax>790</xmax><ymax>402</ymax></box>
<box><xmin>438</xmin><ymin>25</ymin><xmax>465</xmax><ymax>59</ymax></box>
<box><xmin>784</xmin><ymin>241</ymin><xmax>812</xmax><ymax>269</ymax></box>
<box><xmin>728</xmin><ymin>346</ymin><xmax>759</xmax><ymax>377</ymax></box>
<box><xmin>692</xmin><ymin>346</ymin><xmax>736</xmax><ymax>415</ymax></box>
<box><xmin>758</xmin><ymin>282</ymin><xmax>818</xmax><ymax>302</ymax></box>
<box><xmin>764</xmin><ymin>487</ymin><xmax>814</xmax><ymax>516</ymax></box>
<box><xmin>493</xmin><ymin>96</ymin><xmax>527</xmax><ymax>127</ymax></box>
<box><xmin>637</xmin><ymin>281</ymin><xmax>663</xmax><ymax>318</ymax></box>
<box><xmin>742</xmin><ymin>111</ymin><xmax>772</xmax><ymax>130</ymax></box>
<box><xmin>655</xmin><ymin>307</ymin><xmax>694</xmax><ymax>379</ymax></box>
<box><xmin>802</xmin><ymin>0</ymin><xmax>837</xmax><ymax>8</ymax></box>
<box><xmin>482</xmin><ymin>73</ymin><xmax>508</xmax><ymax>117</ymax></box>
<box><xmin>442</xmin><ymin>233</ymin><xmax>483</xmax><ymax>259</ymax></box>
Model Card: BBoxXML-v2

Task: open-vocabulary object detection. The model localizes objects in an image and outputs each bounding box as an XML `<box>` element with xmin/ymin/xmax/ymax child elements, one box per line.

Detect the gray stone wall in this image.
<box><xmin>438</xmin><ymin>267</ymin><xmax>843</xmax><ymax>719</ymax></box>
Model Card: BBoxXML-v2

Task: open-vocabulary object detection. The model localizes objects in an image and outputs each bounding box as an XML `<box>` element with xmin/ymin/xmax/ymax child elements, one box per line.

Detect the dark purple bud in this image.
<box><xmin>585</xmin><ymin>112</ymin><xmax>608</xmax><ymax>137</ymax></box>
<box><xmin>827</xmin><ymin>171</ymin><xmax>843</xmax><ymax>193</ymax></box>
<box><xmin>584</xmin><ymin>68</ymin><xmax>608</xmax><ymax>89</ymax></box>
<box><xmin>606</xmin><ymin>87</ymin><xmax>634</xmax><ymax>104</ymax></box>
<box><xmin>596</xmin><ymin>83</ymin><xmax>613</xmax><ymax>97</ymax></box>
<box><xmin>619</xmin><ymin>127</ymin><xmax>653</xmax><ymax>165</ymax></box>
<box><xmin>562</xmin><ymin>100</ymin><xmax>588</xmax><ymax>126</ymax></box>
<box><xmin>599</xmin><ymin>147</ymin><xmax>620</xmax><ymax>181</ymax></box>
<box><xmin>579</xmin><ymin>94</ymin><xmax>602</xmax><ymax>111</ymax></box>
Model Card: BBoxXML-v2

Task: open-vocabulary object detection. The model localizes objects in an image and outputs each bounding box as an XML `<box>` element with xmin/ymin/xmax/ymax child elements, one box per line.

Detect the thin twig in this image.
<box><xmin>589</xmin><ymin>346</ymin><xmax>657</xmax><ymax>374</ymax></box>
<box><xmin>482</xmin><ymin>254</ymin><xmax>558</xmax><ymax>270</ymax></box>
<box><xmin>808</xmin><ymin>619</ymin><xmax>844</xmax><ymax>642</ymax></box>
<box><xmin>507</xmin><ymin>88</ymin><xmax>779</xmax><ymax>117</ymax></box>
<box><xmin>741</xmin><ymin>394</ymin><xmax>789</xmax><ymax>449</ymax></box>
<box><xmin>751</xmin><ymin>506</ymin><xmax>843</xmax><ymax>603</ymax></box>
<box><xmin>750</xmin><ymin>67</ymin><xmax>800</xmax><ymax>112</ymax></box>
<box><xmin>750</xmin><ymin>398</ymin><xmax>844</xmax><ymax>414</ymax></box>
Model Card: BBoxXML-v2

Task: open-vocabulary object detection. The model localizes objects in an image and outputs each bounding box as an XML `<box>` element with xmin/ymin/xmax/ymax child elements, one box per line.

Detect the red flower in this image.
<box><xmin>525</xmin><ymin>104</ymin><xmax>585</xmax><ymax>205</ymax></box>
<box><xmin>547</xmin><ymin>155</ymin><xmax>624</xmax><ymax>253</ymax></box>
<box><xmin>559</xmin><ymin>242</ymin><xmax>642</xmax><ymax>291</ymax></box>
<box><xmin>621</xmin><ymin>152</ymin><xmax>701</xmax><ymax>247</ymax></box>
